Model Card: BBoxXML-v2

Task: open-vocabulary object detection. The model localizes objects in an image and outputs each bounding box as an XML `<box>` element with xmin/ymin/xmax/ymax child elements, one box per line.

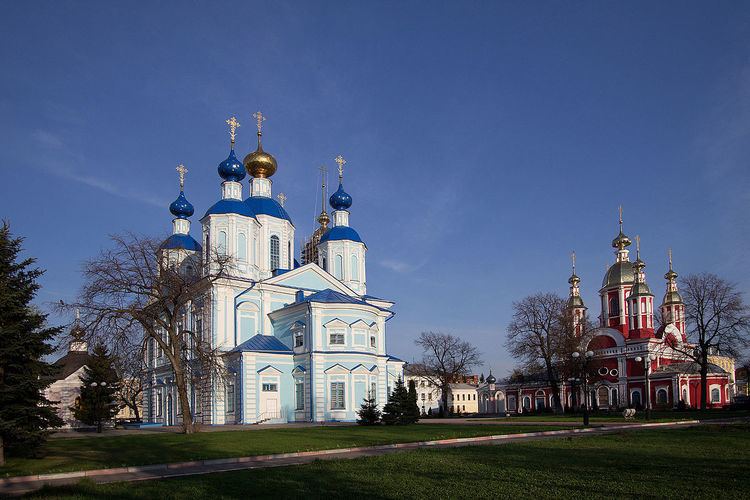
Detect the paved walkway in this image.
<box><xmin>2</xmin><ymin>419</ymin><xmax>724</xmax><ymax>496</ymax></box>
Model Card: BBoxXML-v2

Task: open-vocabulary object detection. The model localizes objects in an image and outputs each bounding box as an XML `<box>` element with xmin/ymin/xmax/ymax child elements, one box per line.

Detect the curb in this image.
<box><xmin>0</xmin><ymin>418</ymin><xmax>720</xmax><ymax>493</ymax></box>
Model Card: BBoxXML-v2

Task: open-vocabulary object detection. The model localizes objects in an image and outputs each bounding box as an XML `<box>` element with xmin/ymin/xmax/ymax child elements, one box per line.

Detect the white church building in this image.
<box><xmin>143</xmin><ymin>114</ymin><xmax>404</xmax><ymax>425</ymax></box>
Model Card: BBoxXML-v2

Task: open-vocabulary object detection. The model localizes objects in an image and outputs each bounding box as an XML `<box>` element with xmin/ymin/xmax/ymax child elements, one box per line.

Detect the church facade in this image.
<box><xmin>143</xmin><ymin>114</ymin><xmax>404</xmax><ymax>426</ymax></box>
<box><xmin>478</xmin><ymin>216</ymin><xmax>735</xmax><ymax>414</ymax></box>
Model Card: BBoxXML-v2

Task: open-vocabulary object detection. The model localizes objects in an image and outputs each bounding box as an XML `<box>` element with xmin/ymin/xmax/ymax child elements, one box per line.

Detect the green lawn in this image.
<box><xmin>26</xmin><ymin>424</ymin><xmax>750</xmax><ymax>499</ymax></box>
<box><xmin>0</xmin><ymin>424</ymin><xmax>563</xmax><ymax>478</ymax></box>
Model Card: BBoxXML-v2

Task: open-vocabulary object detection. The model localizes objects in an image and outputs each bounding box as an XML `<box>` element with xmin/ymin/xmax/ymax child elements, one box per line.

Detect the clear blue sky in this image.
<box><xmin>1</xmin><ymin>1</ymin><xmax>749</xmax><ymax>374</ymax></box>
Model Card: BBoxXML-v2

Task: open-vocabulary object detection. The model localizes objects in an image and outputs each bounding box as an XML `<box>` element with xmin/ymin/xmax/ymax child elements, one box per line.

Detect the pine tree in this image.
<box><xmin>480</xmin><ymin>373</ymin><xmax>485</xmax><ymax>384</ymax></box>
<box><xmin>0</xmin><ymin>223</ymin><xmax>63</xmax><ymax>464</ymax></box>
<box><xmin>382</xmin><ymin>377</ymin><xmax>411</xmax><ymax>425</ymax></box>
<box><xmin>356</xmin><ymin>392</ymin><xmax>381</xmax><ymax>425</ymax></box>
<box><xmin>71</xmin><ymin>343</ymin><xmax>120</xmax><ymax>432</ymax></box>
<box><xmin>404</xmin><ymin>379</ymin><xmax>420</xmax><ymax>424</ymax></box>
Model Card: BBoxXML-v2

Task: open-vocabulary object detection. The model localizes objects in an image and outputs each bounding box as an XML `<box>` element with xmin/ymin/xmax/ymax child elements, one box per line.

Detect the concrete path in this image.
<box><xmin>2</xmin><ymin>419</ymin><xmax>723</xmax><ymax>496</ymax></box>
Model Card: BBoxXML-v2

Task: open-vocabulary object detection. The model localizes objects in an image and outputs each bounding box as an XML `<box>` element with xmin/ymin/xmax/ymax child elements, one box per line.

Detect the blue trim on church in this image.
<box><xmin>160</xmin><ymin>234</ymin><xmax>202</xmax><ymax>251</ymax></box>
<box><xmin>319</xmin><ymin>226</ymin><xmax>363</xmax><ymax>244</ymax></box>
<box><xmin>245</xmin><ymin>196</ymin><xmax>292</xmax><ymax>222</ymax></box>
<box><xmin>203</xmin><ymin>199</ymin><xmax>257</xmax><ymax>219</ymax></box>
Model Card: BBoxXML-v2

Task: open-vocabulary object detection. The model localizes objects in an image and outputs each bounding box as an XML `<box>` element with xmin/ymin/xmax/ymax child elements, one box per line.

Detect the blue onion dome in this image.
<box><xmin>169</xmin><ymin>191</ymin><xmax>194</xmax><ymax>219</ymax></box>
<box><xmin>218</xmin><ymin>148</ymin><xmax>246</xmax><ymax>182</ymax></box>
<box><xmin>329</xmin><ymin>183</ymin><xmax>352</xmax><ymax>211</ymax></box>
<box><xmin>486</xmin><ymin>372</ymin><xmax>496</xmax><ymax>384</ymax></box>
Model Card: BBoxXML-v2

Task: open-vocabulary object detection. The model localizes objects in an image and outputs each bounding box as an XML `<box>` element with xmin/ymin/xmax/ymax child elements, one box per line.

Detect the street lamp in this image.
<box><xmin>634</xmin><ymin>353</ymin><xmax>657</xmax><ymax>420</ymax></box>
<box><xmin>572</xmin><ymin>350</ymin><xmax>594</xmax><ymax>426</ymax></box>
<box><xmin>89</xmin><ymin>381</ymin><xmax>109</xmax><ymax>432</ymax></box>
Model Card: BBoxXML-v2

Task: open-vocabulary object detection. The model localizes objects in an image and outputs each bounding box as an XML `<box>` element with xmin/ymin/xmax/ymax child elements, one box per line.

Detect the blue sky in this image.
<box><xmin>1</xmin><ymin>1</ymin><xmax>749</xmax><ymax>374</ymax></box>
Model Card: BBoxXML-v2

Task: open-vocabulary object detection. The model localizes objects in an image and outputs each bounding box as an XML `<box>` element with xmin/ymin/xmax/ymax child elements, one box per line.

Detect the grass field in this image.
<box><xmin>0</xmin><ymin>424</ymin><xmax>563</xmax><ymax>478</ymax></box>
<box><xmin>27</xmin><ymin>423</ymin><xmax>750</xmax><ymax>499</ymax></box>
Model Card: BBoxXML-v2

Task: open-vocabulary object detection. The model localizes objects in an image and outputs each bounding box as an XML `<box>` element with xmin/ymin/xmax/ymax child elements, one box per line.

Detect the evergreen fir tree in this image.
<box><xmin>0</xmin><ymin>223</ymin><xmax>63</xmax><ymax>464</ymax></box>
<box><xmin>71</xmin><ymin>343</ymin><xmax>120</xmax><ymax>433</ymax></box>
<box><xmin>382</xmin><ymin>377</ymin><xmax>410</xmax><ymax>425</ymax></box>
<box><xmin>404</xmin><ymin>379</ymin><xmax>420</xmax><ymax>424</ymax></box>
<box><xmin>480</xmin><ymin>373</ymin><xmax>485</xmax><ymax>383</ymax></box>
<box><xmin>356</xmin><ymin>392</ymin><xmax>381</xmax><ymax>425</ymax></box>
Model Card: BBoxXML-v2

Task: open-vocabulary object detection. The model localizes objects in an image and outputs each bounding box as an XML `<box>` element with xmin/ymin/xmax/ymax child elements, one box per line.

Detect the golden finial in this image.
<box><xmin>636</xmin><ymin>235</ymin><xmax>641</xmax><ymax>259</ymax></box>
<box><xmin>176</xmin><ymin>164</ymin><xmax>188</xmax><ymax>190</ymax></box>
<box><xmin>571</xmin><ymin>251</ymin><xmax>576</xmax><ymax>274</ymax></box>
<box><xmin>253</xmin><ymin>111</ymin><xmax>266</xmax><ymax>135</ymax></box>
<box><xmin>668</xmin><ymin>248</ymin><xmax>673</xmax><ymax>271</ymax></box>
<box><xmin>334</xmin><ymin>154</ymin><xmax>346</xmax><ymax>180</ymax></box>
<box><xmin>319</xmin><ymin>165</ymin><xmax>328</xmax><ymax>212</ymax></box>
<box><xmin>277</xmin><ymin>192</ymin><xmax>287</xmax><ymax>207</ymax></box>
<box><xmin>226</xmin><ymin>116</ymin><xmax>240</xmax><ymax>146</ymax></box>
<box><xmin>618</xmin><ymin>205</ymin><xmax>623</xmax><ymax>231</ymax></box>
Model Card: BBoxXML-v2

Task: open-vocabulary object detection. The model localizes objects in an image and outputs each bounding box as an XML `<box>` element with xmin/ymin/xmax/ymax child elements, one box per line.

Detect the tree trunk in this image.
<box><xmin>546</xmin><ymin>363</ymin><xmax>563</xmax><ymax>414</ymax></box>
<box><xmin>0</xmin><ymin>435</ymin><xmax>4</xmax><ymax>467</ymax></box>
<box><xmin>133</xmin><ymin>401</ymin><xmax>141</xmax><ymax>423</ymax></box>
<box><xmin>700</xmin><ymin>354</ymin><xmax>708</xmax><ymax>411</ymax></box>
<box><xmin>174</xmin><ymin>367</ymin><xmax>195</xmax><ymax>434</ymax></box>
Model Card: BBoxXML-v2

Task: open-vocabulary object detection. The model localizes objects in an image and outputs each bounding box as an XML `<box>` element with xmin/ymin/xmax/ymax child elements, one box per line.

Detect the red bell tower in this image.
<box><xmin>626</xmin><ymin>236</ymin><xmax>655</xmax><ymax>339</ymax></box>
<box><xmin>660</xmin><ymin>249</ymin><xmax>686</xmax><ymax>342</ymax></box>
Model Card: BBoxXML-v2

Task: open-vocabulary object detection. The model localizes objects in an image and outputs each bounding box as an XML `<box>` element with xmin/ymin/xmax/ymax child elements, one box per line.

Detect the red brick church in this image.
<box><xmin>478</xmin><ymin>214</ymin><xmax>735</xmax><ymax>414</ymax></box>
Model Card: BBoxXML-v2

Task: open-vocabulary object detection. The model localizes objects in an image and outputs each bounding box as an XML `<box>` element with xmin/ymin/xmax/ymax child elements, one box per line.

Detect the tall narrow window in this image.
<box><xmin>205</xmin><ymin>230</ymin><xmax>210</xmax><ymax>261</ymax></box>
<box><xmin>288</xmin><ymin>241</ymin><xmax>292</xmax><ymax>269</ymax></box>
<box><xmin>334</xmin><ymin>254</ymin><xmax>343</xmax><ymax>279</ymax></box>
<box><xmin>296</xmin><ymin>381</ymin><xmax>305</xmax><ymax>410</ymax></box>
<box><xmin>238</xmin><ymin>233</ymin><xmax>247</xmax><ymax>261</ymax></box>
<box><xmin>351</xmin><ymin>254</ymin><xmax>359</xmax><ymax>281</ymax></box>
<box><xmin>218</xmin><ymin>231</ymin><xmax>227</xmax><ymax>255</ymax></box>
<box><xmin>270</xmin><ymin>235</ymin><xmax>280</xmax><ymax>270</ymax></box>
<box><xmin>226</xmin><ymin>383</ymin><xmax>235</xmax><ymax>413</ymax></box>
<box><xmin>370</xmin><ymin>382</ymin><xmax>377</xmax><ymax>400</ymax></box>
<box><xmin>330</xmin><ymin>382</ymin><xmax>345</xmax><ymax>410</ymax></box>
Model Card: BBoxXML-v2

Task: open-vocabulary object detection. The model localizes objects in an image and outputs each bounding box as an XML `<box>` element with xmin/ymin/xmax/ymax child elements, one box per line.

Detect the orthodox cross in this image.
<box><xmin>253</xmin><ymin>111</ymin><xmax>266</xmax><ymax>134</ymax></box>
<box><xmin>635</xmin><ymin>235</ymin><xmax>641</xmax><ymax>258</ymax></box>
<box><xmin>225</xmin><ymin>116</ymin><xmax>240</xmax><ymax>146</ymax></box>
<box><xmin>334</xmin><ymin>154</ymin><xmax>346</xmax><ymax>180</ymax></box>
<box><xmin>618</xmin><ymin>205</ymin><xmax>623</xmax><ymax>230</ymax></box>
<box><xmin>668</xmin><ymin>248</ymin><xmax>673</xmax><ymax>270</ymax></box>
<box><xmin>176</xmin><ymin>164</ymin><xmax>188</xmax><ymax>190</ymax></box>
<box><xmin>277</xmin><ymin>192</ymin><xmax>287</xmax><ymax>207</ymax></box>
<box><xmin>571</xmin><ymin>251</ymin><xmax>576</xmax><ymax>274</ymax></box>
<box><xmin>319</xmin><ymin>165</ymin><xmax>328</xmax><ymax>212</ymax></box>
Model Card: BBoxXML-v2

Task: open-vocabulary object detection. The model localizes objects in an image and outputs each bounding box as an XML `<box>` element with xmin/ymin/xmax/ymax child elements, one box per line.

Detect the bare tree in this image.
<box><xmin>668</xmin><ymin>273</ymin><xmax>750</xmax><ymax>410</ymax></box>
<box><xmin>113</xmin><ymin>342</ymin><xmax>145</xmax><ymax>422</ymax></box>
<box><xmin>505</xmin><ymin>293</ymin><xmax>570</xmax><ymax>413</ymax></box>
<box><xmin>412</xmin><ymin>332</ymin><xmax>482</xmax><ymax>413</ymax></box>
<box><xmin>59</xmin><ymin>233</ymin><xmax>232</xmax><ymax>434</ymax></box>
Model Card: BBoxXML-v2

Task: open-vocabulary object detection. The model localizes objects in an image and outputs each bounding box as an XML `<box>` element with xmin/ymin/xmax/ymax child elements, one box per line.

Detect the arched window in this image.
<box><xmin>710</xmin><ymin>388</ymin><xmax>720</xmax><ymax>403</ymax></box>
<box><xmin>631</xmin><ymin>390</ymin><xmax>642</xmax><ymax>407</ymax></box>
<box><xmin>334</xmin><ymin>254</ymin><xmax>343</xmax><ymax>279</ymax></box>
<box><xmin>218</xmin><ymin>231</ymin><xmax>227</xmax><ymax>255</ymax></box>
<box><xmin>656</xmin><ymin>388</ymin><xmax>668</xmax><ymax>405</ymax></box>
<box><xmin>270</xmin><ymin>235</ymin><xmax>280</xmax><ymax>270</ymax></box>
<box><xmin>287</xmin><ymin>241</ymin><xmax>292</xmax><ymax>269</ymax></box>
<box><xmin>205</xmin><ymin>230</ymin><xmax>210</xmax><ymax>260</ymax></box>
<box><xmin>609</xmin><ymin>296</ymin><xmax>620</xmax><ymax>316</ymax></box>
<box><xmin>351</xmin><ymin>254</ymin><xmax>359</xmax><ymax>281</ymax></box>
<box><xmin>534</xmin><ymin>390</ymin><xmax>545</xmax><ymax>410</ymax></box>
<box><xmin>522</xmin><ymin>396</ymin><xmax>531</xmax><ymax>410</ymax></box>
<box><xmin>611</xmin><ymin>387</ymin><xmax>619</xmax><ymax>407</ymax></box>
<box><xmin>322</xmin><ymin>257</ymin><xmax>327</xmax><ymax>272</ymax></box>
<box><xmin>682</xmin><ymin>388</ymin><xmax>688</xmax><ymax>403</ymax></box>
<box><xmin>508</xmin><ymin>395</ymin><xmax>517</xmax><ymax>412</ymax></box>
<box><xmin>598</xmin><ymin>386</ymin><xmax>610</xmax><ymax>407</ymax></box>
<box><xmin>238</xmin><ymin>233</ymin><xmax>247</xmax><ymax>261</ymax></box>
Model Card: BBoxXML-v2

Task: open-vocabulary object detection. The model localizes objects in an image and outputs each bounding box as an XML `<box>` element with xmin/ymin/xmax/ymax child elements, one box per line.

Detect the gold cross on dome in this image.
<box><xmin>176</xmin><ymin>164</ymin><xmax>188</xmax><ymax>189</ymax></box>
<box><xmin>277</xmin><ymin>192</ymin><xmax>287</xmax><ymax>207</ymax></box>
<box><xmin>571</xmin><ymin>251</ymin><xmax>576</xmax><ymax>273</ymax></box>
<box><xmin>225</xmin><ymin>116</ymin><xmax>240</xmax><ymax>145</ymax></box>
<box><xmin>253</xmin><ymin>111</ymin><xmax>266</xmax><ymax>133</ymax></box>
<box><xmin>334</xmin><ymin>154</ymin><xmax>346</xmax><ymax>179</ymax></box>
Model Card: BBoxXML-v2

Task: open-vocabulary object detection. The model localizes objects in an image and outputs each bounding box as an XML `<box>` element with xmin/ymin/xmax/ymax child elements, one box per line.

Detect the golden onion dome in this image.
<box><xmin>244</xmin><ymin>141</ymin><xmax>277</xmax><ymax>178</ymax></box>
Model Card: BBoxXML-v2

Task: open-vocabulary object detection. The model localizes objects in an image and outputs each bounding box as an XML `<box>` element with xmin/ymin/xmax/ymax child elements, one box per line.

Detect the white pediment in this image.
<box><xmin>323</xmin><ymin>318</ymin><xmax>349</xmax><ymax>329</ymax></box>
<box><xmin>349</xmin><ymin>319</ymin><xmax>371</xmax><ymax>329</ymax></box>
<box><xmin>324</xmin><ymin>363</ymin><xmax>351</xmax><ymax>375</ymax></box>
<box><xmin>263</xmin><ymin>263</ymin><xmax>357</xmax><ymax>296</ymax></box>
<box><xmin>257</xmin><ymin>365</ymin><xmax>283</xmax><ymax>375</ymax></box>
<box><xmin>351</xmin><ymin>364</ymin><xmax>371</xmax><ymax>374</ymax></box>
<box><xmin>292</xmin><ymin>365</ymin><xmax>306</xmax><ymax>374</ymax></box>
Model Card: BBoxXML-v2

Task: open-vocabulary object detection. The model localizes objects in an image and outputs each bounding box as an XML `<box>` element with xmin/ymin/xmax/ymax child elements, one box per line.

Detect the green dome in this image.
<box><xmin>602</xmin><ymin>261</ymin><xmax>635</xmax><ymax>288</ymax></box>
